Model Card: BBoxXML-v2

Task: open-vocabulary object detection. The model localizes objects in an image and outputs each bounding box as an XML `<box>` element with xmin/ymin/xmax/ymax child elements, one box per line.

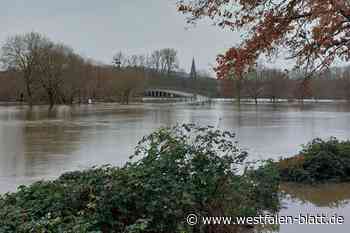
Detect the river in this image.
<box><xmin>1</xmin><ymin>101</ymin><xmax>350</xmax><ymax>232</ymax></box>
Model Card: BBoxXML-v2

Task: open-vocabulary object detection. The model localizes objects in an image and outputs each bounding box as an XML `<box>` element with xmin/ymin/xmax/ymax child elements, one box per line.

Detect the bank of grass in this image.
<box><xmin>278</xmin><ymin>137</ymin><xmax>350</xmax><ymax>183</ymax></box>
<box><xmin>0</xmin><ymin>124</ymin><xmax>280</xmax><ymax>233</ymax></box>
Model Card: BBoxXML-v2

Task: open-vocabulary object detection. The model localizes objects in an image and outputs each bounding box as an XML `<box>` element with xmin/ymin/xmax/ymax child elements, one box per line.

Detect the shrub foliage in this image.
<box><xmin>0</xmin><ymin>124</ymin><xmax>280</xmax><ymax>233</ymax></box>
<box><xmin>279</xmin><ymin>137</ymin><xmax>350</xmax><ymax>183</ymax></box>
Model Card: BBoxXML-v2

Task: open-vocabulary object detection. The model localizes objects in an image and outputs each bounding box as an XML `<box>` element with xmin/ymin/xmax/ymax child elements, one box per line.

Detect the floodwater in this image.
<box><xmin>1</xmin><ymin>101</ymin><xmax>350</xmax><ymax>232</ymax></box>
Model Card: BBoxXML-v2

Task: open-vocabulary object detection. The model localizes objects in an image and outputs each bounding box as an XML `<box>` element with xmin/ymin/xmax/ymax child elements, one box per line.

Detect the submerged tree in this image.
<box><xmin>0</xmin><ymin>32</ymin><xmax>46</xmax><ymax>105</ymax></box>
<box><xmin>1</xmin><ymin>32</ymin><xmax>87</xmax><ymax>107</ymax></box>
<box><xmin>36</xmin><ymin>43</ymin><xmax>79</xmax><ymax>107</ymax></box>
<box><xmin>177</xmin><ymin>0</ymin><xmax>350</xmax><ymax>78</ymax></box>
<box><xmin>244</xmin><ymin>66</ymin><xmax>266</xmax><ymax>104</ymax></box>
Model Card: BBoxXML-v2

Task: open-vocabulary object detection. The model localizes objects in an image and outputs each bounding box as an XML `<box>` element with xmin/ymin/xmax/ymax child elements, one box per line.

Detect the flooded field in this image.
<box><xmin>1</xmin><ymin>101</ymin><xmax>350</xmax><ymax>232</ymax></box>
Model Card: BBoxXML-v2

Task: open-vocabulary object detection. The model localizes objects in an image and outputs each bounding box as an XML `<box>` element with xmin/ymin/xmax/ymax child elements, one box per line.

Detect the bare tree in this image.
<box><xmin>137</xmin><ymin>55</ymin><xmax>146</xmax><ymax>68</ymax></box>
<box><xmin>0</xmin><ymin>32</ymin><xmax>47</xmax><ymax>105</ymax></box>
<box><xmin>150</xmin><ymin>50</ymin><xmax>162</xmax><ymax>71</ymax></box>
<box><xmin>0</xmin><ymin>70</ymin><xmax>23</xmax><ymax>101</ymax></box>
<box><xmin>59</xmin><ymin>53</ymin><xmax>86</xmax><ymax>104</ymax></box>
<box><xmin>111</xmin><ymin>68</ymin><xmax>146</xmax><ymax>104</ymax></box>
<box><xmin>160</xmin><ymin>48</ymin><xmax>179</xmax><ymax>75</ymax></box>
<box><xmin>36</xmin><ymin>42</ymin><xmax>77</xmax><ymax>107</ymax></box>
<box><xmin>224</xmin><ymin>66</ymin><xmax>244</xmax><ymax>104</ymax></box>
<box><xmin>127</xmin><ymin>55</ymin><xmax>139</xmax><ymax>67</ymax></box>
<box><xmin>341</xmin><ymin>67</ymin><xmax>350</xmax><ymax>101</ymax></box>
<box><xmin>244</xmin><ymin>67</ymin><xmax>266</xmax><ymax>104</ymax></box>
<box><xmin>112</xmin><ymin>51</ymin><xmax>126</xmax><ymax>68</ymax></box>
<box><xmin>265</xmin><ymin>69</ymin><xmax>289</xmax><ymax>102</ymax></box>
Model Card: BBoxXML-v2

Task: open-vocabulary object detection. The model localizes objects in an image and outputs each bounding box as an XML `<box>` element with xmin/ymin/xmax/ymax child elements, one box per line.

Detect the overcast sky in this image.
<box><xmin>1</xmin><ymin>0</ymin><xmax>297</xmax><ymax>75</ymax></box>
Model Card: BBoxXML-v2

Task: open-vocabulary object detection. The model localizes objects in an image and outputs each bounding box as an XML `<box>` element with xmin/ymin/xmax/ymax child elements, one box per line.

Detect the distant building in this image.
<box><xmin>190</xmin><ymin>57</ymin><xmax>197</xmax><ymax>80</ymax></box>
<box><xmin>190</xmin><ymin>58</ymin><xmax>198</xmax><ymax>98</ymax></box>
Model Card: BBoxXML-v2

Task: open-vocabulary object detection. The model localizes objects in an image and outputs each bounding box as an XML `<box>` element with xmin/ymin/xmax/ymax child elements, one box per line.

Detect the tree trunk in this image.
<box><xmin>24</xmin><ymin>77</ymin><xmax>33</xmax><ymax>106</ymax></box>
<box><xmin>235</xmin><ymin>79</ymin><xmax>242</xmax><ymax>105</ymax></box>
<box><xmin>272</xmin><ymin>96</ymin><xmax>276</xmax><ymax>103</ymax></box>
<box><xmin>48</xmin><ymin>91</ymin><xmax>55</xmax><ymax>108</ymax></box>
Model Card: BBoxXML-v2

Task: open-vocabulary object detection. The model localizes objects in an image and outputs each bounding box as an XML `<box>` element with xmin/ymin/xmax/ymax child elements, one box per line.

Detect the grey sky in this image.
<box><xmin>1</xmin><ymin>0</ymin><xmax>296</xmax><ymax>74</ymax></box>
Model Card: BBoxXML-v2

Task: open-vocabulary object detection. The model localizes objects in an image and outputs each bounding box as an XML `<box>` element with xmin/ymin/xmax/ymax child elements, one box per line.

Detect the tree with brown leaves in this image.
<box><xmin>178</xmin><ymin>0</ymin><xmax>350</xmax><ymax>79</ymax></box>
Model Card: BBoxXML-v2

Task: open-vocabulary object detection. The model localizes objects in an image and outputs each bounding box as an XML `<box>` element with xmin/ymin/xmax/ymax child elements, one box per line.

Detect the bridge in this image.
<box><xmin>144</xmin><ymin>88</ymin><xmax>196</xmax><ymax>98</ymax></box>
<box><xmin>143</xmin><ymin>87</ymin><xmax>211</xmax><ymax>104</ymax></box>
<box><xmin>141</xmin><ymin>72</ymin><xmax>219</xmax><ymax>104</ymax></box>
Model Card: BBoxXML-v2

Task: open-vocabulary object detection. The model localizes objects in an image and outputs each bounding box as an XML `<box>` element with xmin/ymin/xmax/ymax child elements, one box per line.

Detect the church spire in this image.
<box><xmin>190</xmin><ymin>57</ymin><xmax>197</xmax><ymax>80</ymax></box>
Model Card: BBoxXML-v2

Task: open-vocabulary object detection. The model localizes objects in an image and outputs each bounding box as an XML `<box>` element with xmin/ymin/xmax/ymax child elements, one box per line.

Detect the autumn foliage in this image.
<box><xmin>178</xmin><ymin>0</ymin><xmax>350</xmax><ymax>79</ymax></box>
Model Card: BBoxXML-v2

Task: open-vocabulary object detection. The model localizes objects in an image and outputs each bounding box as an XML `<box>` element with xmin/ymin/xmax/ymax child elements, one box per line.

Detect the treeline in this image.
<box><xmin>0</xmin><ymin>32</ymin><xmax>214</xmax><ymax>106</ymax></box>
<box><xmin>2</xmin><ymin>32</ymin><xmax>350</xmax><ymax>106</ymax></box>
<box><xmin>113</xmin><ymin>48</ymin><xmax>179</xmax><ymax>75</ymax></box>
<box><xmin>220</xmin><ymin>66</ymin><xmax>350</xmax><ymax>102</ymax></box>
<box><xmin>0</xmin><ymin>32</ymin><xmax>147</xmax><ymax>106</ymax></box>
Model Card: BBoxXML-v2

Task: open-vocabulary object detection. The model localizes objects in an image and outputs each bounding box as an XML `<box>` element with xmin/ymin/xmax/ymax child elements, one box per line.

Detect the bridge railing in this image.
<box><xmin>144</xmin><ymin>72</ymin><xmax>219</xmax><ymax>98</ymax></box>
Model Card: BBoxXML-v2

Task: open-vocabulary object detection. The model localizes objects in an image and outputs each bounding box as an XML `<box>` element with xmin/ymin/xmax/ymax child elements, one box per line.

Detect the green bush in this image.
<box><xmin>279</xmin><ymin>137</ymin><xmax>350</xmax><ymax>183</ymax></box>
<box><xmin>0</xmin><ymin>124</ymin><xmax>280</xmax><ymax>233</ymax></box>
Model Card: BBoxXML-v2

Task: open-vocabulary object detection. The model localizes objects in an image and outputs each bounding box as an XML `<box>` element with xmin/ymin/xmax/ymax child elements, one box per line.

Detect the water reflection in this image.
<box><xmin>0</xmin><ymin>106</ymin><xmax>85</xmax><ymax>191</ymax></box>
<box><xmin>1</xmin><ymin>102</ymin><xmax>350</xmax><ymax>194</ymax></box>
<box><xmin>280</xmin><ymin>183</ymin><xmax>350</xmax><ymax>208</ymax></box>
<box><xmin>254</xmin><ymin>182</ymin><xmax>350</xmax><ymax>233</ymax></box>
<box><xmin>1</xmin><ymin>102</ymin><xmax>350</xmax><ymax>232</ymax></box>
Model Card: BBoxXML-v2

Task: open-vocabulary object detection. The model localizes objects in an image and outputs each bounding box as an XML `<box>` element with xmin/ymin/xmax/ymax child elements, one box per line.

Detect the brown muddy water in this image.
<box><xmin>1</xmin><ymin>101</ymin><xmax>350</xmax><ymax>232</ymax></box>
